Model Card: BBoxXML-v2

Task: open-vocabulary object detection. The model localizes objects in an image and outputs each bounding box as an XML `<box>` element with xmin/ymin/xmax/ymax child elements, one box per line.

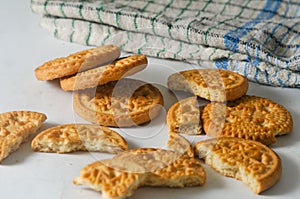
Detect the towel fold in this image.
<box><xmin>31</xmin><ymin>0</ymin><xmax>300</xmax><ymax>88</ymax></box>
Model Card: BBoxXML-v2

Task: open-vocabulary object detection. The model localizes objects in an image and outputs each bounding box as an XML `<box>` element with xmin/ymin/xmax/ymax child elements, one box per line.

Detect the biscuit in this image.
<box><xmin>31</xmin><ymin>124</ymin><xmax>128</xmax><ymax>154</ymax></box>
<box><xmin>0</xmin><ymin>111</ymin><xmax>47</xmax><ymax>163</ymax></box>
<box><xmin>60</xmin><ymin>54</ymin><xmax>148</xmax><ymax>91</ymax></box>
<box><xmin>167</xmin><ymin>96</ymin><xmax>203</xmax><ymax>135</ymax></box>
<box><xmin>202</xmin><ymin>95</ymin><xmax>293</xmax><ymax>145</ymax></box>
<box><xmin>34</xmin><ymin>45</ymin><xmax>120</xmax><ymax>80</ymax></box>
<box><xmin>100</xmin><ymin>148</ymin><xmax>205</xmax><ymax>186</ymax></box>
<box><xmin>73</xmin><ymin>148</ymin><xmax>206</xmax><ymax>199</ymax></box>
<box><xmin>73</xmin><ymin>78</ymin><xmax>164</xmax><ymax>127</ymax></box>
<box><xmin>108</xmin><ymin>148</ymin><xmax>183</xmax><ymax>173</ymax></box>
<box><xmin>194</xmin><ymin>137</ymin><xmax>282</xmax><ymax>194</ymax></box>
<box><xmin>145</xmin><ymin>152</ymin><xmax>205</xmax><ymax>188</ymax></box>
<box><xmin>167</xmin><ymin>132</ymin><xmax>194</xmax><ymax>158</ymax></box>
<box><xmin>167</xmin><ymin>69</ymin><xmax>248</xmax><ymax>102</ymax></box>
<box><xmin>73</xmin><ymin>159</ymin><xmax>145</xmax><ymax>199</ymax></box>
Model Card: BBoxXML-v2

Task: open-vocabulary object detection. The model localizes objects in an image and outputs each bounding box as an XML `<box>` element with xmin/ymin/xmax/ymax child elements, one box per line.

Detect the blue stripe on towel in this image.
<box><xmin>264</xmin><ymin>0</ymin><xmax>290</xmax><ymax>46</ymax></box>
<box><xmin>218</xmin><ymin>0</ymin><xmax>281</xmax><ymax>85</ymax></box>
<box><xmin>223</xmin><ymin>0</ymin><xmax>281</xmax><ymax>52</ymax></box>
<box><xmin>215</xmin><ymin>59</ymin><xmax>228</xmax><ymax>70</ymax></box>
<box><xmin>243</xmin><ymin>61</ymin><xmax>249</xmax><ymax>78</ymax></box>
<box><xmin>285</xmin><ymin>72</ymin><xmax>291</xmax><ymax>85</ymax></box>
<box><xmin>265</xmin><ymin>53</ymin><xmax>270</xmax><ymax>84</ymax></box>
<box><xmin>293</xmin><ymin>74</ymin><xmax>298</xmax><ymax>87</ymax></box>
<box><xmin>272</xmin><ymin>1</ymin><xmax>294</xmax><ymax>53</ymax></box>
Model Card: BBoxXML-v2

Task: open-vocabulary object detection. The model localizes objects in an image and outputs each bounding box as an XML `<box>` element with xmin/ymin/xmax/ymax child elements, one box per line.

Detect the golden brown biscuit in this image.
<box><xmin>194</xmin><ymin>137</ymin><xmax>282</xmax><ymax>194</ymax></box>
<box><xmin>73</xmin><ymin>160</ymin><xmax>145</xmax><ymax>199</ymax></box>
<box><xmin>0</xmin><ymin>111</ymin><xmax>47</xmax><ymax>163</ymax></box>
<box><xmin>73</xmin><ymin>78</ymin><xmax>164</xmax><ymax>127</ymax></box>
<box><xmin>60</xmin><ymin>54</ymin><xmax>148</xmax><ymax>91</ymax></box>
<box><xmin>108</xmin><ymin>148</ymin><xmax>182</xmax><ymax>173</ymax></box>
<box><xmin>167</xmin><ymin>96</ymin><xmax>203</xmax><ymax>135</ymax></box>
<box><xmin>31</xmin><ymin>124</ymin><xmax>128</xmax><ymax>154</ymax></box>
<box><xmin>167</xmin><ymin>69</ymin><xmax>248</xmax><ymax>102</ymax></box>
<box><xmin>202</xmin><ymin>95</ymin><xmax>293</xmax><ymax>145</ymax></box>
<box><xmin>73</xmin><ymin>148</ymin><xmax>205</xmax><ymax>199</ymax></box>
<box><xmin>35</xmin><ymin>45</ymin><xmax>120</xmax><ymax>80</ymax></box>
<box><xmin>112</xmin><ymin>148</ymin><xmax>206</xmax><ymax>186</ymax></box>
<box><xmin>145</xmin><ymin>154</ymin><xmax>205</xmax><ymax>187</ymax></box>
<box><xmin>167</xmin><ymin>132</ymin><xmax>194</xmax><ymax>158</ymax></box>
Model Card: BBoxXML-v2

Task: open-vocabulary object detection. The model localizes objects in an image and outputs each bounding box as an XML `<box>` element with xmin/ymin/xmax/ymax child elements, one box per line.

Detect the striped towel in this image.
<box><xmin>31</xmin><ymin>0</ymin><xmax>300</xmax><ymax>88</ymax></box>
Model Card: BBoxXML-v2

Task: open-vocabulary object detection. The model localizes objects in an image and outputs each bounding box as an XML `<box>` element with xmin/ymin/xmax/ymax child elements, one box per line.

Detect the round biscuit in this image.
<box><xmin>167</xmin><ymin>69</ymin><xmax>249</xmax><ymax>102</ymax></box>
<box><xmin>194</xmin><ymin>137</ymin><xmax>282</xmax><ymax>194</ymax></box>
<box><xmin>202</xmin><ymin>95</ymin><xmax>293</xmax><ymax>145</ymax></box>
<box><xmin>35</xmin><ymin>45</ymin><xmax>120</xmax><ymax>80</ymax></box>
<box><xmin>60</xmin><ymin>54</ymin><xmax>147</xmax><ymax>91</ymax></box>
<box><xmin>73</xmin><ymin>78</ymin><xmax>164</xmax><ymax>127</ymax></box>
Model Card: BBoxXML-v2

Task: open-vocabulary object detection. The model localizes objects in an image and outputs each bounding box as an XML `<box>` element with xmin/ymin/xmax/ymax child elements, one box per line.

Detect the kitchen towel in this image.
<box><xmin>31</xmin><ymin>0</ymin><xmax>300</xmax><ymax>88</ymax></box>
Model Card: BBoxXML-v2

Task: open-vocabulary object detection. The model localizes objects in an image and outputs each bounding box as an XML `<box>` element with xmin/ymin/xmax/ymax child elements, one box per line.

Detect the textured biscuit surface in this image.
<box><xmin>202</xmin><ymin>95</ymin><xmax>293</xmax><ymax>145</ymax></box>
<box><xmin>108</xmin><ymin>148</ymin><xmax>183</xmax><ymax>173</ymax></box>
<box><xmin>167</xmin><ymin>132</ymin><xmax>194</xmax><ymax>158</ymax></box>
<box><xmin>35</xmin><ymin>45</ymin><xmax>120</xmax><ymax>80</ymax></box>
<box><xmin>194</xmin><ymin>137</ymin><xmax>282</xmax><ymax>194</ymax></box>
<box><xmin>60</xmin><ymin>54</ymin><xmax>148</xmax><ymax>91</ymax></box>
<box><xmin>145</xmin><ymin>153</ymin><xmax>206</xmax><ymax>188</ymax></box>
<box><xmin>73</xmin><ymin>148</ymin><xmax>205</xmax><ymax>199</ymax></box>
<box><xmin>73</xmin><ymin>160</ymin><xmax>145</xmax><ymax>199</ymax></box>
<box><xmin>31</xmin><ymin>124</ymin><xmax>128</xmax><ymax>154</ymax></box>
<box><xmin>110</xmin><ymin>148</ymin><xmax>206</xmax><ymax>187</ymax></box>
<box><xmin>0</xmin><ymin>111</ymin><xmax>47</xmax><ymax>162</ymax></box>
<box><xmin>167</xmin><ymin>69</ymin><xmax>248</xmax><ymax>102</ymax></box>
<box><xmin>73</xmin><ymin>78</ymin><xmax>164</xmax><ymax>127</ymax></box>
<box><xmin>167</xmin><ymin>96</ymin><xmax>202</xmax><ymax>135</ymax></box>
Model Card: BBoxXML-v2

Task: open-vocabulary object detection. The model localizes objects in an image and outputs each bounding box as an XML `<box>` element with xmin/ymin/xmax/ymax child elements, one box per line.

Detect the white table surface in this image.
<box><xmin>1</xmin><ymin>1</ymin><xmax>300</xmax><ymax>199</ymax></box>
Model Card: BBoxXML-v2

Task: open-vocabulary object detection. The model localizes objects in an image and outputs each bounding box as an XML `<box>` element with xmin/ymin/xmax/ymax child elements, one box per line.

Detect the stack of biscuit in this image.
<box><xmin>166</xmin><ymin>68</ymin><xmax>293</xmax><ymax>194</ymax></box>
<box><xmin>34</xmin><ymin>45</ymin><xmax>164</xmax><ymax>127</ymax></box>
<box><xmin>30</xmin><ymin>45</ymin><xmax>294</xmax><ymax>198</ymax></box>
<box><xmin>31</xmin><ymin>45</ymin><xmax>167</xmax><ymax>167</ymax></box>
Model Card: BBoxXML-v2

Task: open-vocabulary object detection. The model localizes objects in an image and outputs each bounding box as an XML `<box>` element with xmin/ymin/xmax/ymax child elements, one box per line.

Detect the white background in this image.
<box><xmin>0</xmin><ymin>1</ymin><xmax>300</xmax><ymax>199</ymax></box>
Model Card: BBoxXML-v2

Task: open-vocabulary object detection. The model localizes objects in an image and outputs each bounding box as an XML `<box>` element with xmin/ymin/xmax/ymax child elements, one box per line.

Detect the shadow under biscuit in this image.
<box><xmin>46</xmin><ymin>78</ymin><xmax>61</xmax><ymax>89</ymax></box>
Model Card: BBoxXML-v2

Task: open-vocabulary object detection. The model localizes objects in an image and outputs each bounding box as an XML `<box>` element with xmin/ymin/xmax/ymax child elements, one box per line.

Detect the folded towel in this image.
<box><xmin>31</xmin><ymin>0</ymin><xmax>300</xmax><ymax>88</ymax></box>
